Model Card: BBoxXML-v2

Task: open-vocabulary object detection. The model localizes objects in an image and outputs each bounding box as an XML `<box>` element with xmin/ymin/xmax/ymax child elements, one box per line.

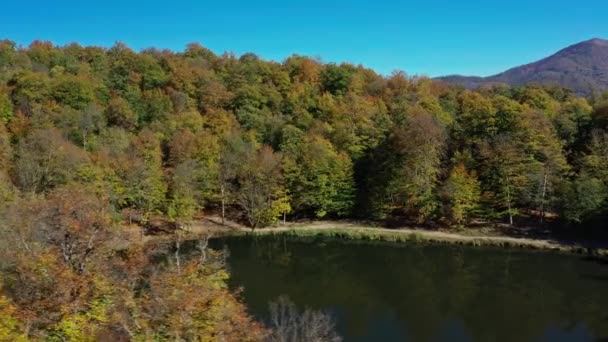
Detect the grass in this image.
<box><xmin>237</xmin><ymin>226</ymin><xmax>608</xmax><ymax>256</ymax></box>
<box><xmin>251</xmin><ymin>227</ymin><xmax>419</xmax><ymax>243</ymax></box>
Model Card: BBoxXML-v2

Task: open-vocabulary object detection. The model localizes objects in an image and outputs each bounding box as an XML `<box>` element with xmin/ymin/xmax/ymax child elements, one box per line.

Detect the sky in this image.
<box><xmin>1</xmin><ymin>0</ymin><xmax>607</xmax><ymax>77</ymax></box>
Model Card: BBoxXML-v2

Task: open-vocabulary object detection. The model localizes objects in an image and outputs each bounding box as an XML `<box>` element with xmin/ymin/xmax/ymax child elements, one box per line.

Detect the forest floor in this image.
<box><xmin>156</xmin><ymin>215</ymin><xmax>608</xmax><ymax>256</ymax></box>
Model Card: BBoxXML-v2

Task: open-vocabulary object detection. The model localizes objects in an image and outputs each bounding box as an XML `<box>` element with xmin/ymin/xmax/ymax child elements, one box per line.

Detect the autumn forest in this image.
<box><xmin>0</xmin><ymin>39</ymin><xmax>607</xmax><ymax>340</ymax></box>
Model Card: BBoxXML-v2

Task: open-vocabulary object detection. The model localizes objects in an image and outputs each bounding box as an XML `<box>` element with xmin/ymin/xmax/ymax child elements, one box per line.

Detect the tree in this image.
<box><xmin>235</xmin><ymin>145</ymin><xmax>286</xmax><ymax>229</ymax></box>
<box><xmin>105</xmin><ymin>96</ymin><xmax>138</xmax><ymax>130</ymax></box>
<box><xmin>579</xmin><ymin>130</ymin><xmax>608</xmax><ymax>184</ymax></box>
<box><xmin>479</xmin><ymin>135</ymin><xmax>532</xmax><ymax>225</ymax></box>
<box><xmin>38</xmin><ymin>185</ymin><xmax>112</xmax><ymax>274</ymax></box>
<box><xmin>559</xmin><ymin>173</ymin><xmax>606</xmax><ymax>223</ymax></box>
<box><xmin>131</xmin><ymin>251</ymin><xmax>267</xmax><ymax>341</ymax></box>
<box><xmin>0</xmin><ymin>88</ymin><xmax>13</xmax><ymax>123</ymax></box>
<box><xmin>51</xmin><ymin>74</ymin><xmax>96</xmax><ymax>110</ymax></box>
<box><xmin>443</xmin><ymin>164</ymin><xmax>481</xmax><ymax>226</ymax></box>
<box><xmin>167</xmin><ymin>160</ymin><xmax>199</xmax><ymax>228</ymax></box>
<box><xmin>559</xmin><ymin>130</ymin><xmax>608</xmax><ymax>223</ymax></box>
<box><xmin>554</xmin><ymin>98</ymin><xmax>592</xmax><ymax>151</ymax></box>
<box><xmin>77</xmin><ymin>103</ymin><xmax>106</xmax><ymax>150</ymax></box>
<box><xmin>320</xmin><ymin>63</ymin><xmax>353</xmax><ymax>96</ymax></box>
<box><xmin>492</xmin><ymin>95</ymin><xmax>523</xmax><ymax>133</ymax></box>
<box><xmin>0</xmin><ymin>295</ymin><xmax>27</xmax><ymax>341</ymax></box>
<box><xmin>0</xmin><ymin>120</ymin><xmax>10</xmax><ymax>172</ymax></box>
<box><xmin>0</xmin><ymin>185</ymin><xmax>114</xmax><ymax>338</ymax></box>
<box><xmin>123</xmin><ymin>129</ymin><xmax>167</xmax><ymax>218</ymax></box>
<box><xmin>455</xmin><ymin>91</ymin><xmax>497</xmax><ymax>146</ymax></box>
<box><xmin>214</xmin><ymin>132</ymin><xmax>255</xmax><ymax>225</ymax></box>
<box><xmin>369</xmin><ymin>109</ymin><xmax>446</xmax><ymax>221</ymax></box>
<box><xmin>272</xmin><ymin>193</ymin><xmax>292</xmax><ymax>224</ymax></box>
<box><xmin>9</xmin><ymin>71</ymin><xmax>50</xmax><ymax>110</ymax></box>
<box><xmin>140</xmin><ymin>89</ymin><xmax>172</xmax><ymax>124</ymax></box>
<box><xmin>14</xmin><ymin>128</ymin><xmax>89</xmax><ymax>193</ymax></box>
<box><xmin>283</xmin><ymin>133</ymin><xmax>354</xmax><ymax>218</ymax></box>
<box><xmin>0</xmin><ymin>186</ymin><xmax>265</xmax><ymax>340</ymax></box>
<box><xmin>267</xmin><ymin>296</ymin><xmax>341</xmax><ymax>342</ymax></box>
<box><xmin>519</xmin><ymin>110</ymin><xmax>569</xmax><ymax>222</ymax></box>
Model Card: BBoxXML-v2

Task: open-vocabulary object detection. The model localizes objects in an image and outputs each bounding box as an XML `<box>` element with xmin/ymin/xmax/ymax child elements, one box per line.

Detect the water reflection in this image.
<box><xmin>209</xmin><ymin>235</ymin><xmax>608</xmax><ymax>341</ymax></box>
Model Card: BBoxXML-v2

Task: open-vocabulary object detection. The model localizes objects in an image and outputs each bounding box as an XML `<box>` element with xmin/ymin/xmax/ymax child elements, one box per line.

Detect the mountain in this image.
<box><xmin>437</xmin><ymin>38</ymin><xmax>608</xmax><ymax>96</ymax></box>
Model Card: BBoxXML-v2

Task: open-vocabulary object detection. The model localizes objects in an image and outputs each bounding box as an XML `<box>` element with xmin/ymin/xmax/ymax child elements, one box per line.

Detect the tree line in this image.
<box><xmin>1</xmin><ymin>39</ymin><xmax>607</xmax><ymax>229</ymax></box>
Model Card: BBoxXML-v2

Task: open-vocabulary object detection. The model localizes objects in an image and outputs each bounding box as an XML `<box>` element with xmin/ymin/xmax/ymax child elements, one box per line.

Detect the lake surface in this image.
<box><xmin>209</xmin><ymin>235</ymin><xmax>608</xmax><ymax>341</ymax></box>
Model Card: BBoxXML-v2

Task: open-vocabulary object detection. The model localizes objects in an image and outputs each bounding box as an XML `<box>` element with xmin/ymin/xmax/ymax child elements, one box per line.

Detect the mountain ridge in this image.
<box><xmin>437</xmin><ymin>38</ymin><xmax>608</xmax><ymax>95</ymax></box>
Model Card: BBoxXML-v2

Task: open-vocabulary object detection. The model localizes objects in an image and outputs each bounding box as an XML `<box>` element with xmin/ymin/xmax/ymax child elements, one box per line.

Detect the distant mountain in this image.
<box><xmin>437</xmin><ymin>38</ymin><xmax>608</xmax><ymax>96</ymax></box>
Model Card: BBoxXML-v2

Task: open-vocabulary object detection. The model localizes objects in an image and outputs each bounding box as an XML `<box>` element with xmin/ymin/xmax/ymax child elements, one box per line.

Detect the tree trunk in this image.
<box><xmin>540</xmin><ymin>171</ymin><xmax>548</xmax><ymax>224</ymax></box>
<box><xmin>506</xmin><ymin>177</ymin><xmax>513</xmax><ymax>226</ymax></box>
<box><xmin>175</xmin><ymin>238</ymin><xmax>181</xmax><ymax>274</ymax></box>
<box><xmin>220</xmin><ymin>185</ymin><xmax>225</xmax><ymax>225</ymax></box>
<box><xmin>198</xmin><ymin>236</ymin><xmax>209</xmax><ymax>264</ymax></box>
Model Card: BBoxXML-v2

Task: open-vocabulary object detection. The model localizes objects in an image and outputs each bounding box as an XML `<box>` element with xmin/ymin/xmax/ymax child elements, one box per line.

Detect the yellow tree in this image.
<box><xmin>443</xmin><ymin>164</ymin><xmax>481</xmax><ymax>226</ymax></box>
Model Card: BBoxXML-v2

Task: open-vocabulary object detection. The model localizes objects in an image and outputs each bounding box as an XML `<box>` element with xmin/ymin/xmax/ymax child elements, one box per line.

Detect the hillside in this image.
<box><xmin>438</xmin><ymin>38</ymin><xmax>608</xmax><ymax>95</ymax></box>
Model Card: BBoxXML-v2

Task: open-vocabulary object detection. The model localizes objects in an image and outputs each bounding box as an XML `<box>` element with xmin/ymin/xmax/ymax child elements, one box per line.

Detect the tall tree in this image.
<box><xmin>443</xmin><ymin>164</ymin><xmax>481</xmax><ymax>226</ymax></box>
<box><xmin>123</xmin><ymin>129</ymin><xmax>167</xmax><ymax>219</ymax></box>
<box><xmin>14</xmin><ymin>128</ymin><xmax>88</xmax><ymax>193</ymax></box>
<box><xmin>479</xmin><ymin>134</ymin><xmax>532</xmax><ymax>225</ymax></box>
<box><xmin>283</xmin><ymin>133</ymin><xmax>354</xmax><ymax>218</ymax></box>
<box><xmin>235</xmin><ymin>145</ymin><xmax>287</xmax><ymax>229</ymax></box>
<box><xmin>368</xmin><ymin>109</ymin><xmax>446</xmax><ymax>221</ymax></box>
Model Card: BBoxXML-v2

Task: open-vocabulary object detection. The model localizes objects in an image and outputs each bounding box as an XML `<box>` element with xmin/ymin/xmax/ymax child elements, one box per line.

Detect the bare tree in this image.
<box><xmin>266</xmin><ymin>296</ymin><xmax>341</xmax><ymax>342</ymax></box>
<box><xmin>197</xmin><ymin>234</ymin><xmax>211</xmax><ymax>264</ymax></box>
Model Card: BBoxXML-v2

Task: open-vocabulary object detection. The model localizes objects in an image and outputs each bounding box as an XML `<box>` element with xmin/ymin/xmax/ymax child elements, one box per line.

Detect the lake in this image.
<box><xmin>209</xmin><ymin>235</ymin><xmax>608</xmax><ymax>341</ymax></box>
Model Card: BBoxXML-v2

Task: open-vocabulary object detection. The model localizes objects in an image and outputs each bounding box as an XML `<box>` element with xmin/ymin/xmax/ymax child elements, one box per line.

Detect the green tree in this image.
<box><xmin>283</xmin><ymin>133</ymin><xmax>354</xmax><ymax>218</ymax></box>
<box><xmin>167</xmin><ymin>160</ymin><xmax>199</xmax><ymax>228</ymax></box>
<box><xmin>0</xmin><ymin>88</ymin><xmax>13</xmax><ymax>123</ymax></box>
<box><xmin>320</xmin><ymin>63</ymin><xmax>353</xmax><ymax>96</ymax></box>
<box><xmin>10</xmin><ymin>71</ymin><xmax>50</xmax><ymax>108</ymax></box>
<box><xmin>559</xmin><ymin>173</ymin><xmax>606</xmax><ymax>223</ymax></box>
<box><xmin>443</xmin><ymin>164</ymin><xmax>481</xmax><ymax>226</ymax></box>
<box><xmin>380</xmin><ymin>109</ymin><xmax>446</xmax><ymax>221</ymax></box>
<box><xmin>479</xmin><ymin>135</ymin><xmax>532</xmax><ymax>225</ymax></box>
<box><xmin>51</xmin><ymin>74</ymin><xmax>95</xmax><ymax>110</ymax></box>
<box><xmin>455</xmin><ymin>91</ymin><xmax>497</xmax><ymax>145</ymax></box>
<box><xmin>123</xmin><ymin>129</ymin><xmax>167</xmax><ymax>218</ymax></box>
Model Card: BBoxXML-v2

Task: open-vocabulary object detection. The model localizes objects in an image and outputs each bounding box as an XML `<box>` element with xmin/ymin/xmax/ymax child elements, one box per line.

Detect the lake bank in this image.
<box><xmin>245</xmin><ymin>226</ymin><xmax>608</xmax><ymax>256</ymax></box>
<box><xmin>164</xmin><ymin>217</ymin><xmax>608</xmax><ymax>257</ymax></box>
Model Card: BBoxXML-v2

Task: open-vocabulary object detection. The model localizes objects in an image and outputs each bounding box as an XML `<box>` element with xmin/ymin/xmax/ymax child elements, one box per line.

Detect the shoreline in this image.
<box><xmin>137</xmin><ymin>218</ymin><xmax>608</xmax><ymax>256</ymax></box>
<box><xmin>247</xmin><ymin>226</ymin><xmax>608</xmax><ymax>255</ymax></box>
<box><xmin>198</xmin><ymin>219</ymin><xmax>608</xmax><ymax>256</ymax></box>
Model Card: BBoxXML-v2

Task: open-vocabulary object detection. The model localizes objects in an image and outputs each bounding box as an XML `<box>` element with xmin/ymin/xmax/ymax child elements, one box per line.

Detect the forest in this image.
<box><xmin>0</xmin><ymin>39</ymin><xmax>607</xmax><ymax>340</ymax></box>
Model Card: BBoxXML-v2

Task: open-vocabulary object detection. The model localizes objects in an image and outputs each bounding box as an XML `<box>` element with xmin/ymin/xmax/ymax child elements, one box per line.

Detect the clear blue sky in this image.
<box><xmin>1</xmin><ymin>0</ymin><xmax>607</xmax><ymax>77</ymax></box>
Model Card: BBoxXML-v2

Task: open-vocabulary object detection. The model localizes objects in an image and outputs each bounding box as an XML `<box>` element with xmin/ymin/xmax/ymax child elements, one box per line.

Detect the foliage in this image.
<box><xmin>235</xmin><ymin>145</ymin><xmax>286</xmax><ymax>229</ymax></box>
<box><xmin>0</xmin><ymin>295</ymin><xmax>27</xmax><ymax>341</ymax></box>
<box><xmin>443</xmin><ymin>164</ymin><xmax>481</xmax><ymax>225</ymax></box>
<box><xmin>283</xmin><ymin>133</ymin><xmax>354</xmax><ymax>218</ymax></box>
<box><xmin>0</xmin><ymin>39</ymin><xmax>606</xmax><ymax>229</ymax></box>
<box><xmin>0</xmin><ymin>187</ymin><xmax>267</xmax><ymax>340</ymax></box>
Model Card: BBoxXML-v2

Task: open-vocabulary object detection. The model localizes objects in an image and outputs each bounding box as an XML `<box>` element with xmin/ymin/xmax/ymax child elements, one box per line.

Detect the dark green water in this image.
<box><xmin>209</xmin><ymin>235</ymin><xmax>608</xmax><ymax>341</ymax></box>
